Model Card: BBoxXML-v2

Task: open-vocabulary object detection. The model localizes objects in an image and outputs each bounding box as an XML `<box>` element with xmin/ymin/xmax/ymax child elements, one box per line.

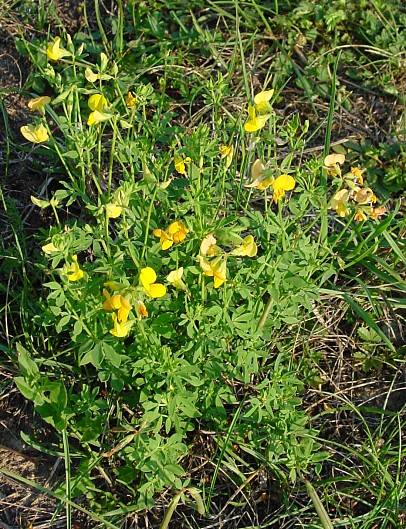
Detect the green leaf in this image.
<box><xmin>80</xmin><ymin>343</ymin><xmax>104</xmax><ymax>368</ymax></box>
<box><xmin>31</xmin><ymin>195</ymin><xmax>50</xmax><ymax>208</ymax></box>
<box><xmin>17</xmin><ymin>343</ymin><xmax>39</xmax><ymax>378</ymax></box>
<box><xmin>343</xmin><ymin>293</ymin><xmax>395</xmax><ymax>352</ymax></box>
<box><xmin>15</xmin><ymin>376</ymin><xmax>38</xmax><ymax>401</ymax></box>
<box><xmin>305</xmin><ymin>480</ymin><xmax>334</xmax><ymax>529</ymax></box>
<box><xmin>102</xmin><ymin>342</ymin><xmax>123</xmax><ymax>368</ymax></box>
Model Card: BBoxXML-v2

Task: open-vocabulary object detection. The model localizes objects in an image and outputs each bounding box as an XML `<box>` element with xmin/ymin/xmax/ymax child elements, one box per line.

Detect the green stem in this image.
<box><xmin>257</xmin><ymin>295</ymin><xmax>272</xmax><ymax>332</ymax></box>
<box><xmin>141</xmin><ymin>185</ymin><xmax>158</xmax><ymax>262</ymax></box>
<box><xmin>62</xmin><ymin>429</ymin><xmax>72</xmax><ymax>529</ymax></box>
<box><xmin>108</xmin><ymin>117</ymin><xmax>118</xmax><ymax>197</ymax></box>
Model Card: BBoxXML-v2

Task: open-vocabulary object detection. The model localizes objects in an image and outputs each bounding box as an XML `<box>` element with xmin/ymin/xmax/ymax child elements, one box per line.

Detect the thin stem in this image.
<box><xmin>62</xmin><ymin>429</ymin><xmax>72</xmax><ymax>529</ymax></box>
<box><xmin>257</xmin><ymin>295</ymin><xmax>272</xmax><ymax>332</ymax></box>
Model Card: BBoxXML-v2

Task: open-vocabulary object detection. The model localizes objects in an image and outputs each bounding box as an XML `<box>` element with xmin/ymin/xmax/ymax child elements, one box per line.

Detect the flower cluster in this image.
<box><xmin>246</xmin><ymin>159</ymin><xmax>296</xmax><ymax>203</ymax></box>
<box><xmin>326</xmin><ymin>154</ymin><xmax>386</xmax><ymax>221</ymax></box>
<box><xmin>153</xmin><ymin>220</ymin><xmax>189</xmax><ymax>250</ymax></box>
<box><xmin>63</xmin><ymin>255</ymin><xmax>84</xmax><ymax>282</ymax></box>
<box><xmin>100</xmin><ymin>267</ymin><xmax>167</xmax><ymax>337</ymax></box>
<box><xmin>103</xmin><ymin>289</ymin><xmax>133</xmax><ymax>337</ymax></box>
<box><xmin>244</xmin><ymin>90</ymin><xmax>274</xmax><ymax>133</ymax></box>
<box><xmin>198</xmin><ymin>233</ymin><xmax>258</xmax><ymax>288</ymax></box>
<box><xmin>20</xmin><ymin>37</ymin><xmax>142</xmax><ymax>144</ymax></box>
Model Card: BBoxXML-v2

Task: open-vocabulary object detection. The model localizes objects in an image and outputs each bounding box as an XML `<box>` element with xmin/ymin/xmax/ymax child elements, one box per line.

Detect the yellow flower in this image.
<box><xmin>271</xmin><ymin>174</ymin><xmax>296</xmax><ymax>202</ymax></box>
<box><xmin>110</xmin><ymin>313</ymin><xmax>133</xmax><ymax>338</ymax></box>
<box><xmin>231</xmin><ymin>235</ymin><xmax>258</xmax><ymax>257</ymax></box>
<box><xmin>139</xmin><ymin>267</ymin><xmax>166</xmax><ymax>298</ymax></box>
<box><xmin>64</xmin><ymin>255</ymin><xmax>84</xmax><ymax>282</ymax></box>
<box><xmin>174</xmin><ymin>154</ymin><xmax>192</xmax><ymax>175</ymax></box>
<box><xmin>253</xmin><ymin>89</ymin><xmax>274</xmax><ymax>115</ymax></box>
<box><xmin>244</xmin><ymin>105</ymin><xmax>270</xmax><ymax>133</ymax></box>
<box><xmin>88</xmin><ymin>94</ymin><xmax>108</xmax><ymax>111</ymax></box>
<box><xmin>245</xmin><ymin>159</ymin><xmax>272</xmax><ymax>190</ymax></box>
<box><xmin>125</xmin><ymin>91</ymin><xmax>137</xmax><ymax>108</ymax></box>
<box><xmin>27</xmin><ymin>96</ymin><xmax>51</xmax><ymax>115</ymax></box>
<box><xmin>42</xmin><ymin>242</ymin><xmax>59</xmax><ymax>254</ymax></box>
<box><xmin>20</xmin><ymin>123</ymin><xmax>49</xmax><ymax>144</ymax></box>
<box><xmin>134</xmin><ymin>300</ymin><xmax>148</xmax><ymax>318</ymax></box>
<box><xmin>46</xmin><ymin>37</ymin><xmax>70</xmax><ymax>61</ymax></box>
<box><xmin>370</xmin><ymin>205</ymin><xmax>387</xmax><ymax>220</ymax></box>
<box><xmin>200</xmin><ymin>234</ymin><xmax>220</xmax><ymax>257</ymax></box>
<box><xmin>330</xmin><ymin>189</ymin><xmax>349</xmax><ymax>217</ymax></box>
<box><xmin>350</xmin><ymin>166</ymin><xmax>364</xmax><ymax>186</ymax></box>
<box><xmin>219</xmin><ymin>144</ymin><xmax>234</xmax><ymax>170</ymax></box>
<box><xmin>354</xmin><ymin>209</ymin><xmax>368</xmax><ymax>222</ymax></box>
<box><xmin>102</xmin><ymin>290</ymin><xmax>132</xmax><ymax>323</ymax></box>
<box><xmin>354</xmin><ymin>187</ymin><xmax>377</xmax><ymax>205</ymax></box>
<box><xmin>167</xmin><ymin>267</ymin><xmax>186</xmax><ymax>290</ymax></box>
<box><xmin>87</xmin><ymin>110</ymin><xmax>111</xmax><ymax>126</ymax></box>
<box><xmin>324</xmin><ymin>153</ymin><xmax>346</xmax><ymax>177</ymax></box>
<box><xmin>199</xmin><ymin>256</ymin><xmax>227</xmax><ymax>288</ymax></box>
<box><xmin>106</xmin><ymin>203</ymin><xmax>122</xmax><ymax>218</ymax></box>
<box><xmin>153</xmin><ymin>220</ymin><xmax>188</xmax><ymax>250</ymax></box>
<box><xmin>324</xmin><ymin>153</ymin><xmax>346</xmax><ymax>167</ymax></box>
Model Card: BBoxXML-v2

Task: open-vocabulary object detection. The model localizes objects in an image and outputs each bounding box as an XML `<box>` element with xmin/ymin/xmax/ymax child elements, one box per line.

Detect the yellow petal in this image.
<box><xmin>336</xmin><ymin>202</ymin><xmax>349</xmax><ymax>217</ymax></box>
<box><xmin>118</xmin><ymin>303</ymin><xmax>131</xmax><ymax>323</ymax></box>
<box><xmin>355</xmin><ymin>188</ymin><xmax>376</xmax><ymax>204</ymax></box>
<box><xmin>350</xmin><ymin>166</ymin><xmax>364</xmax><ymax>185</ymax></box>
<box><xmin>161</xmin><ymin>235</ymin><xmax>174</xmax><ymax>250</ymax></box>
<box><xmin>168</xmin><ymin>221</ymin><xmax>182</xmax><ymax>234</ymax></box>
<box><xmin>108</xmin><ymin>294</ymin><xmax>122</xmax><ymax>310</ymax></box>
<box><xmin>219</xmin><ymin>144</ymin><xmax>234</xmax><ymax>170</ymax></box>
<box><xmin>110</xmin><ymin>314</ymin><xmax>132</xmax><ymax>337</ymax></box>
<box><xmin>231</xmin><ymin>235</ymin><xmax>258</xmax><ymax>257</ymax></box>
<box><xmin>254</xmin><ymin>90</ymin><xmax>274</xmax><ymax>105</ymax></box>
<box><xmin>354</xmin><ymin>210</ymin><xmax>368</xmax><ymax>222</ymax></box>
<box><xmin>244</xmin><ymin>113</ymin><xmax>270</xmax><ymax>133</ymax></box>
<box><xmin>85</xmin><ymin>67</ymin><xmax>99</xmax><ymax>83</ymax></box>
<box><xmin>20</xmin><ymin>124</ymin><xmax>49</xmax><ymax>143</ymax></box>
<box><xmin>272</xmin><ymin>174</ymin><xmax>296</xmax><ymax>192</ymax></box>
<box><xmin>167</xmin><ymin>267</ymin><xmax>184</xmax><ymax>283</ymax></box>
<box><xmin>87</xmin><ymin>110</ymin><xmax>111</xmax><ymax>126</ymax></box>
<box><xmin>255</xmin><ymin>101</ymin><xmax>272</xmax><ymax>115</ymax></box>
<box><xmin>125</xmin><ymin>91</ymin><xmax>137</xmax><ymax>108</ymax></box>
<box><xmin>370</xmin><ymin>206</ymin><xmax>386</xmax><ymax>220</ymax></box>
<box><xmin>219</xmin><ymin>144</ymin><xmax>232</xmax><ymax>157</ymax></box>
<box><xmin>211</xmin><ymin>258</ymin><xmax>227</xmax><ymax>288</ymax></box>
<box><xmin>174</xmin><ymin>155</ymin><xmax>186</xmax><ymax>175</ymax></box>
<box><xmin>47</xmin><ymin>37</ymin><xmax>70</xmax><ymax>61</ymax></box>
<box><xmin>213</xmin><ymin>275</ymin><xmax>226</xmax><ymax>288</ymax></box>
<box><xmin>330</xmin><ymin>189</ymin><xmax>349</xmax><ymax>210</ymax></box>
<box><xmin>67</xmin><ymin>263</ymin><xmax>84</xmax><ymax>282</ymax></box>
<box><xmin>42</xmin><ymin>242</ymin><xmax>58</xmax><ymax>254</ymax></box>
<box><xmin>199</xmin><ymin>255</ymin><xmax>213</xmax><ymax>276</ymax></box>
<box><xmin>153</xmin><ymin>228</ymin><xmax>163</xmax><ymax>237</ymax></box>
<box><xmin>146</xmin><ymin>282</ymin><xmax>166</xmax><ymax>298</ymax></box>
<box><xmin>324</xmin><ymin>153</ymin><xmax>345</xmax><ymax>167</ymax></box>
<box><xmin>27</xmin><ymin>96</ymin><xmax>51</xmax><ymax>114</ymax></box>
<box><xmin>140</xmin><ymin>267</ymin><xmax>157</xmax><ymax>288</ymax></box>
<box><xmin>251</xmin><ymin>159</ymin><xmax>265</xmax><ymax>180</ymax></box>
<box><xmin>200</xmin><ymin>234</ymin><xmax>217</xmax><ymax>256</ymax></box>
<box><xmin>257</xmin><ymin>177</ymin><xmax>274</xmax><ymax>191</ymax></box>
<box><xmin>135</xmin><ymin>300</ymin><xmax>148</xmax><ymax>318</ymax></box>
<box><xmin>88</xmin><ymin>94</ymin><xmax>108</xmax><ymax>111</ymax></box>
<box><xmin>106</xmin><ymin>203</ymin><xmax>122</xmax><ymax>218</ymax></box>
